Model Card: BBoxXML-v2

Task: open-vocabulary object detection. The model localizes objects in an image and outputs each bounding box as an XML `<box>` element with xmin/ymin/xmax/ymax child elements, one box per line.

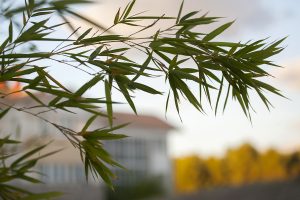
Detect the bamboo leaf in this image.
<box><xmin>65</xmin><ymin>9</ymin><xmax>107</xmax><ymax>31</ymax></box>
<box><xmin>89</xmin><ymin>45</ymin><xmax>103</xmax><ymax>61</ymax></box>
<box><xmin>84</xmin><ymin>131</ymin><xmax>128</xmax><ymax>140</ymax></box>
<box><xmin>215</xmin><ymin>76</ymin><xmax>224</xmax><ymax>115</ymax></box>
<box><xmin>203</xmin><ymin>21</ymin><xmax>234</xmax><ymax>42</ymax></box>
<box><xmin>0</xmin><ymin>108</ymin><xmax>11</xmax><ymax>120</ymax></box>
<box><xmin>129</xmin><ymin>82</ymin><xmax>162</xmax><ymax>94</ymax></box>
<box><xmin>123</xmin><ymin>0</ymin><xmax>136</xmax><ymax>19</ymax></box>
<box><xmin>114</xmin><ymin>8</ymin><xmax>120</xmax><ymax>24</ymax></box>
<box><xmin>105</xmin><ymin>80</ymin><xmax>113</xmax><ymax>127</ymax></box>
<box><xmin>25</xmin><ymin>91</ymin><xmax>46</xmax><ymax>106</ymax></box>
<box><xmin>81</xmin><ymin>115</ymin><xmax>98</xmax><ymax>133</ymax></box>
<box><xmin>11</xmin><ymin>143</ymin><xmax>49</xmax><ymax>168</ymax></box>
<box><xmin>176</xmin><ymin>0</ymin><xmax>184</xmax><ymax>24</ymax></box>
<box><xmin>78</xmin><ymin>28</ymin><xmax>92</xmax><ymax>41</ymax></box>
<box><xmin>21</xmin><ymin>192</ymin><xmax>63</xmax><ymax>200</ymax></box>
<box><xmin>75</xmin><ymin>35</ymin><xmax>126</xmax><ymax>44</ymax></box>
<box><xmin>116</xmin><ymin>79</ymin><xmax>137</xmax><ymax>114</ymax></box>
<box><xmin>0</xmin><ymin>38</ymin><xmax>9</xmax><ymax>53</ymax></box>
<box><xmin>9</xmin><ymin>20</ymin><xmax>13</xmax><ymax>42</ymax></box>
<box><xmin>75</xmin><ymin>75</ymin><xmax>103</xmax><ymax>96</ymax></box>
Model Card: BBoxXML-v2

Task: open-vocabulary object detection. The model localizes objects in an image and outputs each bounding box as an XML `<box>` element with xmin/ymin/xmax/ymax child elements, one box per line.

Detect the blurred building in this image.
<box><xmin>0</xmin><ymin>85</ymin><xmax>174</xmax><ymax>199</ymax></box>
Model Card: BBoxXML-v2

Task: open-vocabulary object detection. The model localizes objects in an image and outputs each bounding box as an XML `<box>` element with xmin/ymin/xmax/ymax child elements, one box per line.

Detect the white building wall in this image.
<box><xmin>0</xmin><ymin>100</ymin><xmax>173</xmax><ymax>195</ymax></box>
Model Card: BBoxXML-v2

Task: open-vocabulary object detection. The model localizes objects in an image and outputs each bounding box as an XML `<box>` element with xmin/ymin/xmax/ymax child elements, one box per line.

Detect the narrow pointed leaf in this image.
<box><xmin>203</xmin><ymin>21</ymin><xmax>234</xmax><ymax>41</ymax></box>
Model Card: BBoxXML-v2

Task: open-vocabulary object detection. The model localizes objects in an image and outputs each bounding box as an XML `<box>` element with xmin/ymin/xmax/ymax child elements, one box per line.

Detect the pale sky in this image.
<box><xmin>51</xmin><ymin>0</ymin><xmax>300</xmax><ymax>157</ymax></box>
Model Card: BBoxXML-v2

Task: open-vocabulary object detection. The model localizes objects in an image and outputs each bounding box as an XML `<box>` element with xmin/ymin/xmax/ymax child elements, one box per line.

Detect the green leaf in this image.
<box><xmin>75</xmin><ymin>35</ymin><xmax>126</xmax><ymax>44</ymax></box>
<box><xmin>116</xmin><ymin>78</ymin><xmax>137</xmax><ymax>114</ymax></box>
<box><xmin>15</xmin><ymin>19</ymin><xmax>49</xmax><ymax>43</ymax></box>
<box><xmin>215</xmin><ymin>76</ymin><xmax>224</xmax><ymax>115</ymax></box>
<box><xmin>123</xmin><ymin>0</ymin><xmax>136</xmax><ymax>19</ymax></box>
<box><xmin>24</xmin><ymin>0</ymin><xmax>30</xmax><ymax>17</ymax></box>
<box><xmin>81</xmin><ymin>115</ymin><xmax>98</xmax><ymax>133</ymax></box>
<box><xmin>31</xmin><ymin>11</ymin><xmax>54</xmax><ymax>17</ymax></box>
<box><xmin>46</xmin><ymin>74</ymin><xmax>70</xmax><ymax>92</ymax></box>
<box><xmin>65</xmin><ymin>9</ymin><xmax>108</xmax><ymax>31</ymax></box>
<box><xmin>28</xmin><ymin>0</ymin><xmax>35</xmax><ymax>12</ymax></box>
<box><xmin>131</xmin><ymin>52</ymin><xmax>153</xmax><ymax>82</ymax></box>
<box><xmin>176</xmin><ymin>0</ymin><xmax>184</xmax><ymax>24</ymax></box>
<box><xmin>22</xmin><ymin>11</ymin><xmax>27</xmax><ymax>26</ymax></box>
<box><xmin>0</xmin><ymin>136</ymin><xmax>20</xmax><ymax>148</ymax></box>
<box><xmin>89</xmin><ymin>45</ymin><xmax>103</xmax><ymax>61</ymax></box>
<box><xmin>179</xmin><ymin>11</ymin><xmax>199</xmax><ymax>22</ymax></box>
<box><xmin>0</xmin><ymin>38</ymin><xmax>9</xmax><ymax>53</ymax></box>
<box><xmin>114</xmin><ymin>8</ymin><xmax>121</xmax><ymax>24</ymax></box>
<box><xmin>128</xmin><ymin>16</ymin><xmax>175</xmax><ymax>20</ymax></box>
<box><xmin>75</xmin><ymin>75</ymin><xmax>103</xmax><ymax>96</ymax></box>
<box><xmin>129</xmin><ymin>82</ymin><xmax>162</xmax><ymax>94</ymax></box>
<box><xmin>0</xmin><ymin>53</ymin><xmax>51</xmax><ymax>59</ymax></box>
<box><xmin>25</xmin><ymin>91</ymin><xmax>46</xmax><ymax>106</ymax></box>
<box><xmin>77</xmin><ymin>28</ymin><xmax>92</xmax><ymax>41</ymax></box>
<box><xmin>19</xmin><ymin>174</ymin><xmax>41</xmax><ymax>184</ymax></box>
<box><xmin>0</xmin><ymin>108</ymin><xmax>10</xmax><ymax>120</ymax></box>
<box><xmin>21</xmin><ymin>192</ymin><xmax>63</xmax><ymax>200</ymax></box>
<box><xmin>105</xmin><ymin>80</ymin><xmax>113</xmax><ymax>127</ymax></box>
<box><xmin>9</xmin><ymin>20</ymin><xmax>13</xmax><ymax>42</ymax></box>
<box><xmin>203</xmin><ymin>21</ymin><xmax>234</xmax><ymax>41</ymax></box>
<box><xmin>11</xmin><ymin>143</ymin><xmax>49</xmax><ymax>168</ymax></box>
<box><xmin>84</xmin><ymin>131</ymin><xmax>128</xmax><ymax>140</ymax></box>
<box><xmin>165</xmin><ymin>90</ymin><xmax>171</xmax><ymax>113</ymax></box>
<box><xmin>0</xmin><ymin>68</ymin><xmax>38</xmax><ymax>82</ymax></box>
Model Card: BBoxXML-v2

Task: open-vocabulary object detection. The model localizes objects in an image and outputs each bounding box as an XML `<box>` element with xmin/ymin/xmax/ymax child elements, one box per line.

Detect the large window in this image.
<box><xmin>37</xmin><ymin>164</ymin><xmax>85</xmax><ymax>184</ymax></box>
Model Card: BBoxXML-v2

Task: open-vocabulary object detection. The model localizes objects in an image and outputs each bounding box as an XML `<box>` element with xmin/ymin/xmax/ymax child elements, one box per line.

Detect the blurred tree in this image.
<box><xmin>174</xmin><ymin>145</ymin><xmax>300</xmax><ymax>194</ymax></box>
<box><xmin>225</xmin><ymin>143</ymin><xmax>260</xmax><ymax>185</ymax></box>
<box><xmin>205</xmin><ymin>157</ymin><xmax>226</xmax><ymax>186</ymax></box>
<box><xmin>175</xmin><ymin>156</ymin><xmax>204</xmax><ymax>192</ymax></box>
<box><xmin>286</xmin><ymin>152</ymin><xmax>300</xmax><ymax>177</ymax></box>
<box><xmin>0</xmin><ymin>0</ymin><xmax>285</xmax><ymax>198</ymax></box>
<box><xmin>260</xmin><ymin>149</ymin><xmax>287</xmax><ymax>181</ymax></box>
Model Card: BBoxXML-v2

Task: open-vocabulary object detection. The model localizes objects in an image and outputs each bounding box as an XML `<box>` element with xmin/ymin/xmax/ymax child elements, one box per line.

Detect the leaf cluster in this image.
<box><xmin>0</xmin><ymin>136</ymin><xmax>62</xmax><ymax>200</ymax></box>
<box><xmin>0</xmin><ymin>0</ymin><xmax>285</xmax><ymax>193</ymax></box>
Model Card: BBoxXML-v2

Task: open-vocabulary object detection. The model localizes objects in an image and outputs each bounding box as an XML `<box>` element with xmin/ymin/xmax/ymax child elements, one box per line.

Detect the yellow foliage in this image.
<box><xmin>174</xmin><ymin>144</ymin><xmax>300</xmax><ymax>193</ymax></box>
<box><xmin>174</xmin><ymin>156</ymin><xmax>209</xmax><ymax>193</ymax></box>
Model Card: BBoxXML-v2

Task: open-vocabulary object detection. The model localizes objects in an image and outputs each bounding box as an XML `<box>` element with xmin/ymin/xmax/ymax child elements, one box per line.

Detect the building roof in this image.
<box><xmin>112</xmin><ymin>112</ymin><xmax>174</xmax><ymax>131</ymax></box>
<box><xmin>1</xmin><ymin>90</ymin><xmax>174</xmax><ymax>132</ymax></box>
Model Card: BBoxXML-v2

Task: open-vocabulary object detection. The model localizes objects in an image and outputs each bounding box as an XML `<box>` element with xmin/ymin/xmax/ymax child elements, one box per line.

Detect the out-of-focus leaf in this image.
<box><xmin>64</xmin><ymin>9</ymin><xmax>107</xmax><ymax>31</ymax></box>
<box><xmin>0</xmin><ymin>108</ymin><xmax>11</xmax><ymax>119</ymax></box>
<box><xmin>20</xmin><ymin>192</ymin><xmax>63</xmax><ymax>200</ymax></box>
<box><xmin>83</xmin><ymin>130</ymin><xmax>128</xmax><ymax>140</ymax></box>
<box><xmin>10</xmin><ymin>145</ymin><xmax>46</xmax><ymax>168</ymax></box>
<box><xmin>0</xmin><ymin>53</ymin><xmax>50</xmax><ymax>59</ymax></box>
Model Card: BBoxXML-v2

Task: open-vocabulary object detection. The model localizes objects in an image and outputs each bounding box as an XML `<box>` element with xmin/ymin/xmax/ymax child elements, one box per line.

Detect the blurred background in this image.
<box><xmin>74</xmin><ymin>0</ymin><xmax>300</xmax><ymax>159</ymax></box>
<box><xmin>2</xmin><ymin>0</ymin><xmax>300</xmax><ymax>199</ymax></box>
